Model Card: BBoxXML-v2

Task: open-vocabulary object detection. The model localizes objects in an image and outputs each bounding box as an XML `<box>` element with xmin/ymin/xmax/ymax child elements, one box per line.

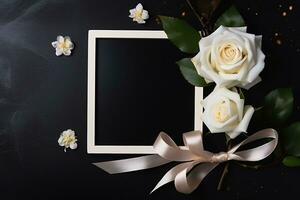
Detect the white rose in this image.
<box><xmin>202</xmin><ymin>87</ymin><xmax>254</xmax><ymax>139</ymax></box>
<box><xmin>192</xmin><ymin>26</ymin><xmax>265</xmax><ymax>89</ymax></box>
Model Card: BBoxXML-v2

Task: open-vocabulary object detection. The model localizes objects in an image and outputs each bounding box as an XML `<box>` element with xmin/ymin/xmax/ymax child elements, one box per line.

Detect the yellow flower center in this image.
<box><xmin>213</xmin><ymin>101</ymin><xmax>229</xmax><ymax>122</ymax></box>
<box><xmin>135</xmin><ymin>10</ymin><xmax>143</xmax><ymax>18</ymax></box>
<box><xmin>58</xmin><ymin>42</ymin><xmax>67</xmax><ymax>49</ymax></box>
<box><xmin>212</xmin><ymin>100</ymin><xmax>237</xmax><ymax>123</ymax></box>
<box><xmin>62</xmin><ymin>134</ymin><xmax>76</xmax><ymax>145</ymax></box>
<box><xmin>209</xmin><ymin>42</ymin><xmax>247</xmax><ymax>74</ymax></box>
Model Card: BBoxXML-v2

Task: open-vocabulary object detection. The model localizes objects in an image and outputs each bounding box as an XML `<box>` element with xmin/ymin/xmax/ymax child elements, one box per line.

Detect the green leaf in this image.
<box><xmin>159</xmin><ymin>16</ymin><xmax>201</xmax><ymax>54</ymax></box>
<box><xmin>215</xmin><ymin>6</ymin><xmax>245</xmax><ymax>28</ymax></box>
<box><xmin>283</xmin><ymin>156</ymin><xmax>300</xmax><ymax>167</ymax></box>
<box><xmin>264</xmin><ymin>88</ymin><xmax>294</xmax><ymax>124</ymax></box>
<box><xmin>176</xmin><ymin>58</ymin><xmax>208</xmax><ymax>87</ymax></box>
<box><xmin>283</xmin><ymin>122</ymin><xmax>300</xmax><ymax>156</ymax></box>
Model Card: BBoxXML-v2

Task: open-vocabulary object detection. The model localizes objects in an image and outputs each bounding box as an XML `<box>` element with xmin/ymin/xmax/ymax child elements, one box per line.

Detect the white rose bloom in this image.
<box><xmin>58</xmin><ymin>129</ymin><xmax>78</xmax><ymax>152</ymax></box>
<box><xmin>129</xmin><ymin>3</ymin><xmax>149</xmax><ymax>24</ymax></box>
<box><xmin>202</xmin><ymin>87</ymin><xmax>254</xmax><ymax>139</ymax></box>
<box><xmin>192</xmin><ymin>26</ymin><xmax>265</xmax><ymax>89</ymax></box>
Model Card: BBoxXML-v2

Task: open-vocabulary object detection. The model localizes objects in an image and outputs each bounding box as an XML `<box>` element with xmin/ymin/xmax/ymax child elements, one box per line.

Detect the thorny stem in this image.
<box><xmin>185</xmin><ymin>0</ymin><xmax>209</xmax><ymax>36</ymax></box>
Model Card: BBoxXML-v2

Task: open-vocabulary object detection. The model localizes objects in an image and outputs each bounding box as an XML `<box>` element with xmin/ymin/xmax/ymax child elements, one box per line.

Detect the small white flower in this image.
<box><xmin>58</xmin><ymin>129</ymin><xmax>78</xmax><ymax>152</ymax></box>
<box><xmin>129</xmin><ymin>3</ymin><xmax>149</xmax><ymax>24</ymax></box>
<box><xmin>51</xmin><ymin>35</ymin><xmax>74</xmax><ymax>56</ymax></box>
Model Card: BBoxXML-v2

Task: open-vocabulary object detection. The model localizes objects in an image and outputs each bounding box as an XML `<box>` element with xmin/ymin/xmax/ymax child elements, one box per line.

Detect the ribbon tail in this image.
<box><xmin>228</xmin><ymin>129</ymin><xmax>278</xmax><ymax>161</ymax></box>
<box><xmin>150</xmin><ymin>162</ymin><xmax>193</xmax><ymax>194</ymax></box>
<box><xmin>93</xmin><ymin>155</ymin><xmax>170</xmax><ymax>174</ymax></box>
<box><xmin>175</xmin><ymin>162</ymin><xmax>218</xmax><ymax>194</ymax></box>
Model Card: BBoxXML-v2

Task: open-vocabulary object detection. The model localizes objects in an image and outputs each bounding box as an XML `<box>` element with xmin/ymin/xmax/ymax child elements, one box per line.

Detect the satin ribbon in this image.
<box><xmin>94</xmin><ymin>128</ymin><xmax>278</xmax><ymax>194</ymax></box>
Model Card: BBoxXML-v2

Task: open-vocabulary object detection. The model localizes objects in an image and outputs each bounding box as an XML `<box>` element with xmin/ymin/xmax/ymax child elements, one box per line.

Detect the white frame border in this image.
<box><xmin>87</xmin><ymin>30</ymin><xmax>203</xmax><ymax>154</ymax></box>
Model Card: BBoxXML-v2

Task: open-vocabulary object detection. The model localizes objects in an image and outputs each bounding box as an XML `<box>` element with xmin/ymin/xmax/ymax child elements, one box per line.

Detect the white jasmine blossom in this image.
<box><xmin>52</xmin><ymin>35</ymin><xmax>74</xmax><ymax>56</ymax></box>
<box><xmin>129</xmin><ymin>3</ymin><xmax>149</xmax><ymax>24</ymax></box>
<box><xmin>58</xmin><ymin>129</ymin><xmax>78</xmax><ymax>152</ymax></box>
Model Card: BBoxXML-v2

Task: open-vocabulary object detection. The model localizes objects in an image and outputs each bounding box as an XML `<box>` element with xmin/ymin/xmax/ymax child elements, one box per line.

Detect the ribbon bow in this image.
<box><xmin>94</xmin><ymin>129</ymin><xmax>278</xmax><ymax>194</ymax></box>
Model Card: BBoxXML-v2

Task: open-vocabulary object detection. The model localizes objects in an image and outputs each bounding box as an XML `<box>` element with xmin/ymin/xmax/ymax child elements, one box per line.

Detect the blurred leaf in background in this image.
<box><xmin>215</xmin><ymin>5</ymin><xmax>245</xmax><ymax>28</ymax></box>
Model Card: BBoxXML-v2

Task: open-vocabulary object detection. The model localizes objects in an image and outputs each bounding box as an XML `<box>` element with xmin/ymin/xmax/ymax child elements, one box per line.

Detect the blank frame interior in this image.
<box><xmin>87</xmin><ymin>30</ymin><xmax>203</xmax><ymax>154</ymax></box>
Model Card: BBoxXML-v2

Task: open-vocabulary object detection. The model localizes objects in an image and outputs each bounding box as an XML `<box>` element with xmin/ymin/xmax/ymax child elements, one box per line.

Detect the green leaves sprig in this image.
<box><xmin>159</xmin><ymin>15</ymin><xmax>208</xmax><ymax>87</ymax></box>
<box><xmin>250</xmin><ymin>88</ymin><xmax>300</xmax><ymax>167</ymax></box>
<box><xmin>159</xmin><ymin>4</ymin><xmax>245</xmax><ymax>88</ymax></box>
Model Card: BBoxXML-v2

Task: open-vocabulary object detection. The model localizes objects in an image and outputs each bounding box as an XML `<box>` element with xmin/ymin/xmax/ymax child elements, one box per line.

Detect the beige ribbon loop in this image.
<box><xmin>94</xmin><ymin>128</ymin><xmax>278</xmax><ymax>194</ymax></box>
<box><xmin>182</xmin><ymin>131</ymin><xmax>204</xmax><ymax>155</ymax></box>
<box><xmin>153</xmin><ymin>132</ymin><xmax>197</xmax><ymax>161</ymax></box>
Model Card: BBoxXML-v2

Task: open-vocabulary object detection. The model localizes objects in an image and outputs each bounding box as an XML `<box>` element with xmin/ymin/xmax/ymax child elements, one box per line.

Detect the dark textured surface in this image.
<box><xmin>0</xmin><ymin>0</ymin><xmax>300</xmax><ymax>199</ymax></box>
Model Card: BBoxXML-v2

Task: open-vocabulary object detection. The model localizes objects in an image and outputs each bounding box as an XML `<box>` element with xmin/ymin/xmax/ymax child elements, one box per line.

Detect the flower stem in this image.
<box><xmin>217</xmin><ymin>139</ymin><xmax>232</xmax><ymax>191</ymax></box>
<box><xmin>217</xmin><ymin>162</ymin><xmax>229</xmax><ymax>190</ymax></box>
<box><xmin>185</xmin><ymin>0</ymin><xmax>209</xmax><ymax>36</ymax></box>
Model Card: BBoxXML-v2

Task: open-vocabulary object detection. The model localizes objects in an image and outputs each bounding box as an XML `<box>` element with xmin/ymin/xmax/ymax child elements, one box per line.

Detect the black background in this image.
<box><xmin>0</xmin><ymin>0</ymin><xmax>300</xmax><ymax>199</ymax></box>
<box><xmin>95</xmin><ymin>38</ymin><xmax>194</xmax><ymax>145</ymax></box>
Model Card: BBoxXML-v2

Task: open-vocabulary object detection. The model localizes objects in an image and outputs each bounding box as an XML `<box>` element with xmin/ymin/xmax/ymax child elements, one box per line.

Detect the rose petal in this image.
<box><xmin>255</xmin><ymin>35</ymin><xmax>262</xmax><ymax>48</ymax></box>
<box><xmin>199</xmin><ymin>26</ymin><xmax>226</xmax><ymax>50</ymax></box>
<box><xmin>228</xmin><ymin>26</ymin><xmax>247</xmax><ymax>33</ymax></box>
<box><xmin>226</xmin><ymin>105</ymin><xmax>254</xmax><ymax>138</ymax></box>
<box><xmin>245</xmin><ymin>49</ymin><xmax>265</xmax><ymax>83</ymax></box>
<box><xmin>239</xmin><ymin>76</ymin><xmax>262</xmax><ymax>90</ymax></box>
<box><xmin>204</xmin><ymin>114</ymin><xmax>238</xmax><ymax>133</ymax></box>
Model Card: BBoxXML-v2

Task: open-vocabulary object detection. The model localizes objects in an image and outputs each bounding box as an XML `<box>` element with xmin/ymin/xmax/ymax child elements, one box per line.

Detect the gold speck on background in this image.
<box><xmin>276</xmin><ymin>39</ymin><xmax>282</xmax><ymax>45</ymax></box>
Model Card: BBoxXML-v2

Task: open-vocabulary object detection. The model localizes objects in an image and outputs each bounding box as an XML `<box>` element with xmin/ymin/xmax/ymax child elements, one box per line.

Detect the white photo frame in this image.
<box><xmin>87</xmin><ymin>30</ymin><xmax>203</xmax><ymax>154</ymax></box>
